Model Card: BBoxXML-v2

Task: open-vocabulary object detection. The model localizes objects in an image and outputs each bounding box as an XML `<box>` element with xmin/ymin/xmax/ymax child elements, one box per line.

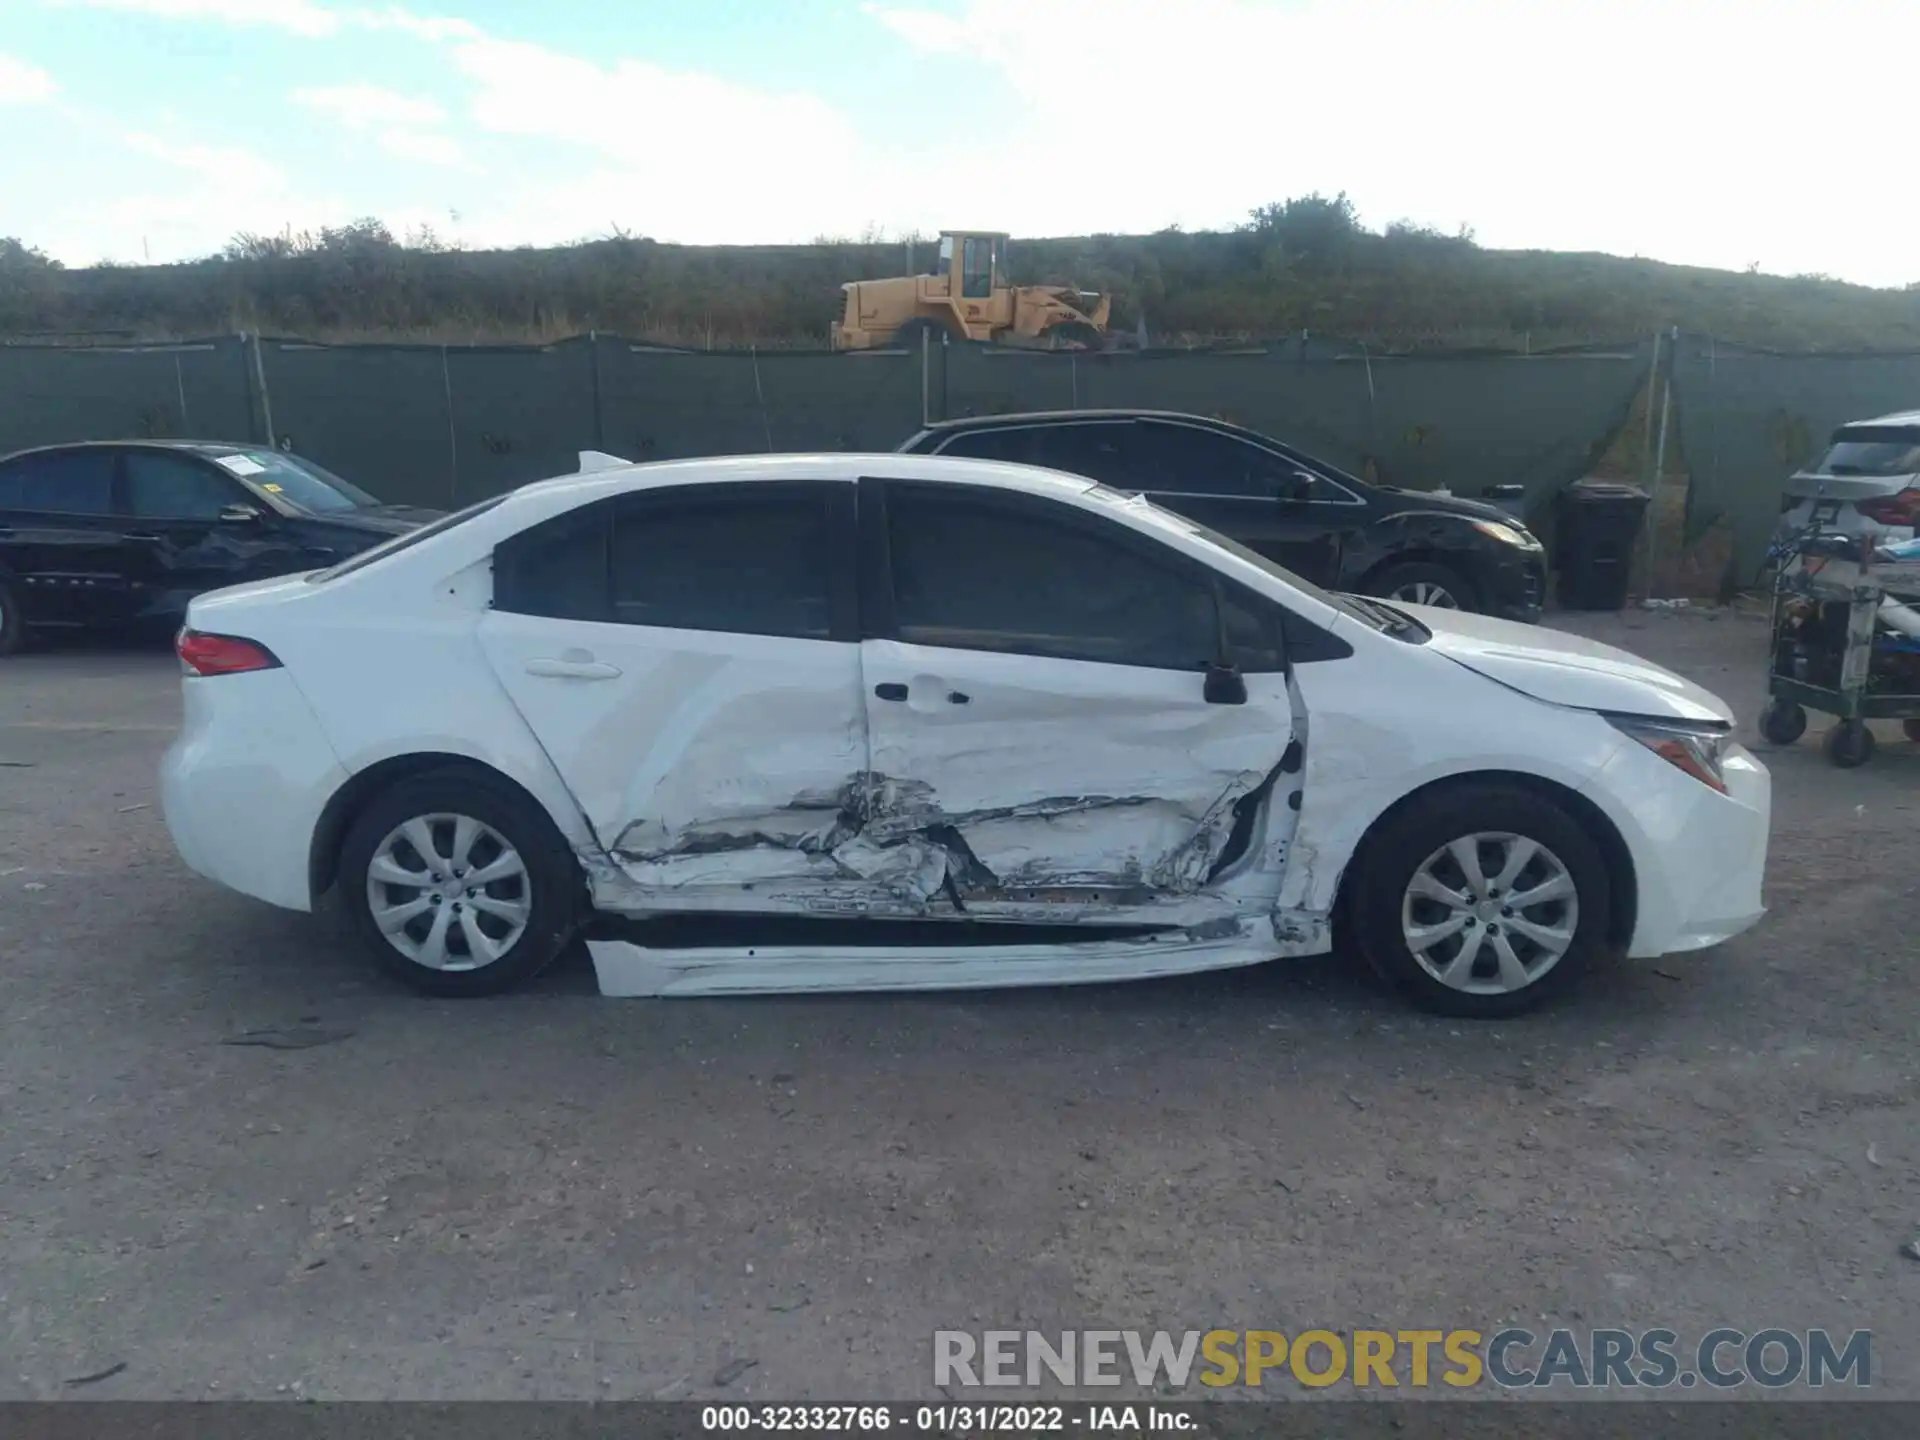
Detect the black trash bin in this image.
<box><xmin>1554</xmin><ymin>479</ymin><xmax>1651</xmax><ymax>611</ymax></box>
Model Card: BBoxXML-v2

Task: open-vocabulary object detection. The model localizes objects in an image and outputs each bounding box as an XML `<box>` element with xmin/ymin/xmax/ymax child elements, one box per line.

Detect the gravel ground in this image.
<box><xmin>1</xmin><ymin>608</ymin><xmax>1916</xmax><ymax>1405</ymax></box>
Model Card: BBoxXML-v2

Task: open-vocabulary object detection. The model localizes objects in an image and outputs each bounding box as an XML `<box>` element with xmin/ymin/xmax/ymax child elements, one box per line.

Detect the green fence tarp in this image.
<box><xmin>3</xmin><ymin>334</ymin><xmax>1651</xmax><ymax>524</ymax></box>
<box><xmin>597</xmin><ymin>344</ymin><xmax>923</xmax><ymax>461</ymax></box>
<box><xmin>1669</xmin><ymin>335</ymin><xmax>1920</xmax><ymax>582</ymax></box>
<box><xmin>0</xmin><ymin>337</ymin><xmax>253</xmax><ymax>455</ymax></box>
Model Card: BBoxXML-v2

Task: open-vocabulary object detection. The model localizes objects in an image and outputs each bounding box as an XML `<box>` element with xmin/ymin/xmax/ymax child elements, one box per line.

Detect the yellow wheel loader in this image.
<box><xmin>833</xmin><ymin>230</ymin><xmax>1112</xmax><ymax>351</ymax></box>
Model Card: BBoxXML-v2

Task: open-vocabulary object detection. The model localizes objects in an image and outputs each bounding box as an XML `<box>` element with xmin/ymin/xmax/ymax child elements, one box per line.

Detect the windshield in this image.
<box><xmin>1810</xmin><ymin>428</ymin><xmax>1920</xmax><ymax>478</ymax></box>
<box><xmin>206</xmin><ymin>448</ymin><xmax>380</xmax><ymax>512</ymax></box>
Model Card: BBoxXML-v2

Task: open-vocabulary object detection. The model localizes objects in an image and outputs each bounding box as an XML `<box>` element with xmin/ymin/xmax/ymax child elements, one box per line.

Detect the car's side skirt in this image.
<box><xmin>584</xmin><ymin>911</ymin><xmax>1331</xmax><ymax>997</ymax></box>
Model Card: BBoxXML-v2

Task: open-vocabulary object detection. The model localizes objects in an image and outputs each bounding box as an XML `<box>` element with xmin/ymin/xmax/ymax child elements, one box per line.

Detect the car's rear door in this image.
<box><xmin>0</xmin><ymin>448</ymin><xmax>139</xmax><ymax>627</ymax></box>
<box><xmin>477</xmin><ymin>479</ymin><xmax>879</xmax><ymax>913</ymax></box>
<box><xmin>856</xmin><ymin>475</ymin><xmax>1299</xmax><ymax>922</ymax></box>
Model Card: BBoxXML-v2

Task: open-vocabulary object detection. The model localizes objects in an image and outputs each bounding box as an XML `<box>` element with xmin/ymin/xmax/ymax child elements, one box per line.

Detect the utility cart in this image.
<box><xmin>1759</xmin><ymin>534</ymin><xmax>1920</xmax><ymax>768</ymax></box>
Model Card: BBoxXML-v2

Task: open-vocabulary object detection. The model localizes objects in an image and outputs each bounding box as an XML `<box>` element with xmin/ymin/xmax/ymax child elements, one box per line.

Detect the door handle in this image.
<box><xmin>123</xmin><ymin>531</ymin><xmax>163</xmax><ymax>542</ymax></box>
<box><xmin>525</xmin><ymin>658</ymin><xmax>621</xmax><ymax>680</ymax></box>
<box><xmin>874</xmin><ymin>682</ymin><xmax>909</xmax><ymax>702</ymax></box>
<box><xmin>947</xmin><ymin>690</ymin><xmax>970</xmax><ymax>705</ymax></box>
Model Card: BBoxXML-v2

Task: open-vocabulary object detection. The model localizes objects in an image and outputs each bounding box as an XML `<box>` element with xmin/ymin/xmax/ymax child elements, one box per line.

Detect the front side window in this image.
<box><xmin>937</xmin><ymin>234</ymin><xmax>954</xmax><ymax>278</ymax></box>
<box><xmin>613</xmin><ymin>488</ymin><xmax>833</xmax><ymax>639</ymax></box>
<box><xmin>0</xmin><ymin>449</ymin><xmax>116</xmax><ymax>515</ymax></box>
<box><xmin>125</xmin><ymin>452</ymin><xmax>242</xmax><ymax>519</ymax></box>
<box><xmin>886</xmin><ymin>485</ymin><xmax>1217</xmax><ymax>669</ymax></box>
<box><xmin>961</xmin><ymin>237</ymin><xmax>994</xmax><ymax>299</ymax></box>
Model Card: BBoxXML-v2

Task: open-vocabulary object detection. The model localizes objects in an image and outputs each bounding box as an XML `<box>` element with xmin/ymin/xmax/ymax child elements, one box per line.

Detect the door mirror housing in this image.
<box><xmin>1203</xmin><ymin>661</ymin><xmax>1248</xmax><ymax>706</ymax></box>
<box><xmin>219</xmin><ymin>503</ymin><xmax>263</xmax><ymax>524</ymax></box>
<box><xmin>1273</xmin><ymin>469</ymin><xmax>1317</xmax><ymax>502</ymax></box>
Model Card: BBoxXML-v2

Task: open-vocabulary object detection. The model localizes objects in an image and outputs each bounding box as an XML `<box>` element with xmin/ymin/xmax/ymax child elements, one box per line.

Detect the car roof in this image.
<box><xmin>510</xmin><ymin>451</ymin><xmax>1107</xmax><ymax>508</ymax></box>
<box><xmin>916</xmin><ymin>408</ymin><xmax>1239</xmax><ymax>435</ymax></box>
<box><xmin>0</xmin><ymin>438</ymin><xmax>263</xmax><ymax>464</ymax></box>
<box><xmin>1844</xmin><ymin>411</ymin><xmax>1920</xmax><ymax>430</ymax></box>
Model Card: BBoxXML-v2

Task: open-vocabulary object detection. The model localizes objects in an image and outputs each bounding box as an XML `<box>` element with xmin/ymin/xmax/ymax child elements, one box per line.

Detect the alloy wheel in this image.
<box><xmin>1400</xmin><ymin>832</ymin><xmax>1578</xmax><ymax>995</ymax></box>
<box><xmin>365</xmin><ymin>812</ymin><xmax>531</xmax><ymax>971</ymax></box>
<box><xmin>1391</xmin><ymin>580</ymin><xmax>1459</xmax><ymax>608</ymax></box>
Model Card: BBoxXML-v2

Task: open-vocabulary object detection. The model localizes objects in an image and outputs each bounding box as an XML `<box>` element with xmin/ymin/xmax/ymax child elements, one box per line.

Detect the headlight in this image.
<box><xmin>1470</xmin><ymin>518</ymin><xmax>1542</xmax><ymax>549</ymax></box>
<box><xmin>1608</xmin><ymin>715</ymin><xmax>1731</xmax><ymax>792</ymax></box>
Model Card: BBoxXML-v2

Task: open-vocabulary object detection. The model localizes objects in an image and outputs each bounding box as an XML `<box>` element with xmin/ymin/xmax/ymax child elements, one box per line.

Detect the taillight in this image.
<box><xmin>176</xmin><ymin>629</ymin><xmax>281</xmax><ymax>676</ymax></box>
<box><xmin>1855</xmin><ymin>488</ymin><xmax>1920</xmax><ymax>527</ymax></box>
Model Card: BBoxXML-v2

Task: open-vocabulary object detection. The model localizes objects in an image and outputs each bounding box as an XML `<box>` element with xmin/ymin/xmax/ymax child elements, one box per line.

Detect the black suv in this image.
<box><xmin>0</xmin><ymin>440</ymin><xmax>440</xmax><ymax>654</ymax></box>
<box><xmin>898</xmin><ymin>410</ymin><xmax>1546</xmax><ymax>621</ymax></box>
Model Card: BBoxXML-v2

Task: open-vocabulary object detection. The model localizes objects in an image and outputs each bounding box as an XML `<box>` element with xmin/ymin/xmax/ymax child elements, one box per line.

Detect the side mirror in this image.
<box><xmin>1203</xmin><ymin>661</ymin><xmax>1247</xmax><ymax>706</ymax></box>
<box><xmin>1273</xmin><ymin>469</ymin><xmax>1315</xmax><ymax>502</ymax></box>
<box><xmin>219</xmin><ymin>503</ymin><xmax>263</xmax><ymax>524</ymax></box>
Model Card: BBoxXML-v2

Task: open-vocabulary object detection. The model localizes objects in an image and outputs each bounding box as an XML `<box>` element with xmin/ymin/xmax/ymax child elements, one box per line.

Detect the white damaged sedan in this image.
<box><xmin>160</xmin><ymin>454</ymin><xmax>1769</xmax><ymax>1017</ymax></box>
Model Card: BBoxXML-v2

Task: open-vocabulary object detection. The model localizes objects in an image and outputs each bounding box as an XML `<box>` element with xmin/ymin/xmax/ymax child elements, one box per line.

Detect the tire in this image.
<box><xmin>0</xmin><ymin>576</ymin><xmax>24</xmax><ymax>656</ymax></box>
<box><xmin>1824</xmin><ymin>720</ymin><xmax>1875</xmax><ymax>769</ymax></box>
<box><xmin>1363</xmin><ymin>561</ymin><xmax>1481</xmax><ymax>614</ymax></box>
<box><xmin>1349</xmin><ymin>783</ymin><xmax>1611</xmax><ymax>1019</ymax></box>
<box><xmin>338</xmin><ymin>764</ymin><xmax>583</xmax><ymax>997</ymax></box>
<box><xmin>1759</xmin><ymin>699</ymin><xmax>1807</xmax><ymax>746</ymax></box>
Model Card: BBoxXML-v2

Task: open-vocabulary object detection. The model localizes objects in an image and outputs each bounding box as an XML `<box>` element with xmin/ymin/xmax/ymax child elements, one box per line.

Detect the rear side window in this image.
<box><xmin>936</xmin><ymin>428</ymin><xmax>1043</xmax><ymax>464</ymax></box>
<box><xmin>1132</xmin><ymin>421</ymin><xmax>1308</xmax><ymax>499</ymax></box>
<box><xmin>885</xmin><ymin>484</ymin><xmax>1217</xmax><ymax>669</ymax></box>
<box><xmin>492</xmin><ymin>500</ymin><xmax>611</xmax><ymax>621</ymax></box>
<box><xmin>612</xmin><ymin>488</ymin><xmax>832</xmax><ymax>639</ymax></box>
<box><xmin>0</xmin><ymin>450</ymin><xmax>116</xmax><ymax>515</ymax></box>
<box><xmin>125</xmin><ymin>452</ymin><xmax>241</xmax><ymax>519</ymax></box>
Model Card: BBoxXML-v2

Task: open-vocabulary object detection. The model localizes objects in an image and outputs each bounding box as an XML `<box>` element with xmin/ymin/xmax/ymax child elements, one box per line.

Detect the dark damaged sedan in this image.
<box><xmin>897</xmin><ymin>409</ymin><xmax>1547</xmax><ymax>621</ymax></box>
<box><xmin>0</xmin><ymin>440</ymin><xmax>440</xmax><ymax>654</ymax></box>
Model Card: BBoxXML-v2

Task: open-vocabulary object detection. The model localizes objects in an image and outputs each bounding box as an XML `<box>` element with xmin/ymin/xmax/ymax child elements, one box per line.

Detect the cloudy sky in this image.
<box><xmin>1</xmin><ymin>0</ymin><xmax>1913</xmax><ymax>284</ymax></box>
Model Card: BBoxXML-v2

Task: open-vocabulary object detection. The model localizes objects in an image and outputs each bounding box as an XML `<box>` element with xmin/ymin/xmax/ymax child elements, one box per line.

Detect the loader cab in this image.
<box><xmin>934</xmin><ymin>231</ymin><xmax>1007</xmax><ymax>300</ymax></box>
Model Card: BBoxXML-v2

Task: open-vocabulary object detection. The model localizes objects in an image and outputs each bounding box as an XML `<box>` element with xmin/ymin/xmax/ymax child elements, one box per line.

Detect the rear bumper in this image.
<box><xmin>160</xmin><ymin>670</ymin><xmax>347</xmax><ymax>913</ymax></box>
<box><xmin>1585</xmin><ymin>740</ymin><xmax>1771</xmax><ymax>958</ymax></box>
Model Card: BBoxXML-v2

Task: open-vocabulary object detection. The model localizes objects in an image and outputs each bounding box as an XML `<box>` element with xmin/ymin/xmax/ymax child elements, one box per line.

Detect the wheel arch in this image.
<box><xmin>1353</xmin><ymin>548</ymin><xmax>1485</xmax><ymax>601</ymax></box>
<box><xmin>1334</xmin><ymin>769</ymin><xmax>1637</xmax><ymax>949</ymax></box>
<box><xmin>309</xmin><ymin>751</ymin><xmax>585</xmax><ymax>903</ymax></box>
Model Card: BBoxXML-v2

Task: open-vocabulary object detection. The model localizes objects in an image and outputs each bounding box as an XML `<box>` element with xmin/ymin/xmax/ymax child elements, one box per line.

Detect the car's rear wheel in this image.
<box><xmin>339</xmin><ymin>766</ymin><xmax>582</xmax><ymax>997</ymax></box>
<box><xmin>1351</xmin><ymin>784</ymin><xmax>1611</xmax><ymax>1018</ymax></box>
<box><xmin>0</xmin><ymin>578</ymin><xmax>24</xmax><ymax>656</ymax></box>
<box><xmin>1364</xmin><ymin>561</ymin><xmax>1479</xmax><ymax>613</ymax></box>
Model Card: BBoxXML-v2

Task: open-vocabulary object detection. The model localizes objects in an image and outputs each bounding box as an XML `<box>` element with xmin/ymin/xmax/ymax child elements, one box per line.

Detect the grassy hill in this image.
<box><xmin>5</xmin><ymin>196</ymin><xmax>1920</xmax><ymax>351</ymax></box>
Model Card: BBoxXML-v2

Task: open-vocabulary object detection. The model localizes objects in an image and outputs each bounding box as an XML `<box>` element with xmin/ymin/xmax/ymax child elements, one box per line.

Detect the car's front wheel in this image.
<box><xmin>339</xmin><ymin>765</ymin><xmax>583</xmax><ymax>997</ymax></box>
<box><xmin>1350</xmin><ymin>783</ymin><xmax>1611</xmax><ymax>1018</ymax></box>
<box><xmin>1363</xmin><ymin>561</ymin><xmax>1479</xmax><ymax>613</ymax></box>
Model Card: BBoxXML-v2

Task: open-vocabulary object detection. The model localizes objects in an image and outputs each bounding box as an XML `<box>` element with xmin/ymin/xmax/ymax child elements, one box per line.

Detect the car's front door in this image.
<box><xmin>857</xmin><ymin>477</ymin><xmax>1300</xmax><ymax>923</ymax></box>
<box><xmin>478</xmin><ymin>479</ymin><xmax>886</xmax><ymax>914</ymax></box>
<box><xmin>118</xmin><ymin>450</ymin><xmax>310</xmax><ymax>619</ymax></box>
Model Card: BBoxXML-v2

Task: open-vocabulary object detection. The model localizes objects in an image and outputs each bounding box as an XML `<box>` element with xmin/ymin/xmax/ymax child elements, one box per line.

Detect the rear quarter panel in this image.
<box><xmin>186</xmin><ymin>555</ymin><xmax>599</xmax><ymax>860</ymax></box>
